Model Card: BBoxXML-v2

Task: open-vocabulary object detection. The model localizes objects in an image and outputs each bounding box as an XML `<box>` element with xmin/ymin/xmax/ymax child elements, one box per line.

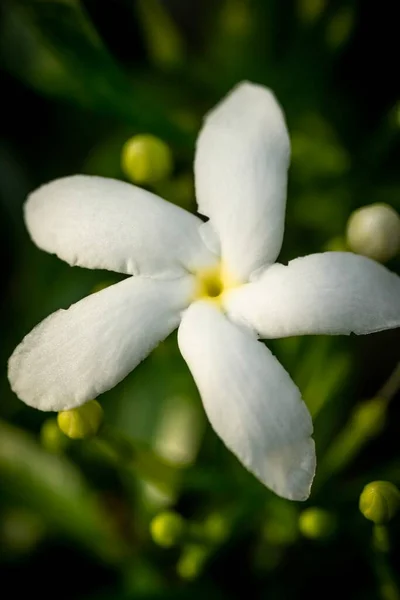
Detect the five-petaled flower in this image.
<box><xmin>8</xmin><ymin>82</ymin><xmax>400</xmax><ymax>500</ymax></box>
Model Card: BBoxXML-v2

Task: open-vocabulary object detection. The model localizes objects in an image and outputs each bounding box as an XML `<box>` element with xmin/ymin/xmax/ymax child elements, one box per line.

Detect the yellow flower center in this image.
<box><xmin>193</xmin><ymin>264</ymin><xmax>239</xmax><ymax>306</ymax></box>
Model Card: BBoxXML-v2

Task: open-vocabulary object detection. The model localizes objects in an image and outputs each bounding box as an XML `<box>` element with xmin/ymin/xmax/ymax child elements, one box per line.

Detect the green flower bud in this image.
<box><xmin>57</xmin><ymin>400</ymin><xmax>103</xmax><ymax>440</ymax></box>
<box><xmin>40</xmin><ymin>418</ymin><xmax>68</xmax><ymax>453</ymax></box>
<box><xmin>359</xmin><ymin>481</ymin><xmax>400</xmax><ymax>525</ymax></box>
<box><xmin>177</xmin><ymin>544</ymin><xmax>208</xmax><ymax>580</ymax></box>
<box><xmin>121</xmin><ymin>134</ymin><xmax>173</xmax><ymax>185</ymax></box>
<box><xmin>346</xmin><ymin>203</ymin><xmax>400</xmax><ymax>263</ymax></box>
<box><xmin>299</xmin><ymin>508</ymin><xmax>337</xmax><ymax>539</ymax></box>
<box><xmin>203</xmin><ymin>512</ymin><xmax>230</xmax><ymax>544</ymax></box>
<box><xmin>150</xmin><ymin>511</ymin><xmax>185</xmax><ymax>548</ymax></box>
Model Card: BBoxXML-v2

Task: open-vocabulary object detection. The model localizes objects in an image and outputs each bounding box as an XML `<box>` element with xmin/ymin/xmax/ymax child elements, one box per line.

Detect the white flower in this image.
<box><xmin>8</xmin><ymin>82</ymin><xmax>400</xmax><ymax>501</ymax></box>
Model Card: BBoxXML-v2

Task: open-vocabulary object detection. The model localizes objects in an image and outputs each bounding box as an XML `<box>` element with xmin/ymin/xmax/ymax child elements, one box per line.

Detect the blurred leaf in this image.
<box><xmin>291</xmin><ymin>114</ymin><xmax>350</xmax><ymax>184</ymax></box>
<box><xmin>292</xmin><ymin>190</ymin><xmax>350</xmax><ymax>237</ymax></box>
<box><xmin>0</xmin><ymin>0</ymin><xmax>188</xmax><ymax>140</ymax></box>
<box><xmin>2</xmin><ymin>0</ymin><xmax>129</xmax><ymax>109</ymax></box>
<box><xmin>0</xmin><ymin>507</ymin><xmax>45</xmax><ymax>556</ymax></box>
<box><xmin>0</xmin><ymin>420</ymin><xmax>124</xmax><ymax>561</ymax></box>
<box><xmin>262</xmin><ymin>499</ymin><xmax>299</xmax><ymax>546</ymax></box>
<box><xmin>204</xmin><ymin>0</ymin><xmax>257</xmax><ymax>86</ymax></box>
<box><xmin>316</xmin><ymin>397</ymin><xmax>388</xmax><ymax>486</ymax></box>
<box><xmin>135</xmin><ymin>0</ymin><xmax>185</xmax><ymax>71</ymax></box>
<box><xmin>326</xmin><ymin>7</ymin><xmax>354</xmax><ymax>50</ymax></box>
<box><xmin>303</xmin><ymin>350</ymin><xmax>351</xmax><ymax>418</ymax></box>
<box><xmin>297</xmin><ymin>0</ymin><xmax>327</xmax><ymax>24</ymax></box>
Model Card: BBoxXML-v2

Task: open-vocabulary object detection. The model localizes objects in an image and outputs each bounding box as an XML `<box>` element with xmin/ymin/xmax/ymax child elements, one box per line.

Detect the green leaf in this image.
<box><xmin>135</xmin><ymin>0</ymin><xmax>185</xmax><ymax>71</ymax></box>
<box><xmin>0</xmin><ymin>420</ymin><xmax>124</xmax><ymax>562</ymax></box>
<box><xmin>0</xmin><ymin>0</ymin><xmax>188</xmax><ymax>140</ymax></box>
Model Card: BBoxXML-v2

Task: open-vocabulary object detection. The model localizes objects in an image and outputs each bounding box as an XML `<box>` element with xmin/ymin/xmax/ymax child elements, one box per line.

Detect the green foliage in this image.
<box><xmin>0</xmin><ymin>421</ymin><xmax>124</xmax><ymax>561</ymax></box>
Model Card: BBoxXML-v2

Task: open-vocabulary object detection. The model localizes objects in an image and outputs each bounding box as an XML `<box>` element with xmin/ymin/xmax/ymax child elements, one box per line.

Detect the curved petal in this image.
<box><xmin>9</xmin><ymin>275</ymin><xmax>194</xmax><ymax>411</ymax></box>
<box><xmin>25</xmin><ymin>175</ymin><xmax>216</xmax><ymax>277</ymax></box>
<box><xmin>178</xmin><ymin>302</ymin><xmax>315</xmax><ymax>500</ymax></box>
<box><xmin>224</xmin><ymin>252</ymin><xmax>400</xmax><ymax>338</ymax></box>
<box><xmin>194</xmin><ymin>82</ymin><xmax>290</xmax><ymax>282</ymax></box>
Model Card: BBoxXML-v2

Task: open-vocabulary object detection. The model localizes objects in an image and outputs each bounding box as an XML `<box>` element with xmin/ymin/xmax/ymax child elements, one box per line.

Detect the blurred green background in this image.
<box><xmin>1</xmin><ymin>0</ymin><xmax>400</xmax><ymax>598</ymax></box>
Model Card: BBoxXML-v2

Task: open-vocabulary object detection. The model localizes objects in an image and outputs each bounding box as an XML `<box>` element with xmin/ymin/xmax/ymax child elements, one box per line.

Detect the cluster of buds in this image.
<box><xmin>150</xmin><ymin>509</ymin><xmax>230</xmax><ymax>580</ymax></box>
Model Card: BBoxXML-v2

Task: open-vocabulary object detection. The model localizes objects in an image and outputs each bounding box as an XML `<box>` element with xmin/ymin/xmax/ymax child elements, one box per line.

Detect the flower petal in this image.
<box><xmin>178</xmin><ymin>301</ymin><xmax>315</xmax><ymax>500</ymax></box>
<box><xmin>194</xmin><ymin>81</ymin><xmax>290</xmax><ymax>282</ymax></box>
<box><xmin>9</xmin><ymin>275</ymin><xmax>194</xmax><ymax>411</ymax></box>
<box><xmin>224</xmin><ymin>252</ymin><xmax>400</xmax><ymax>338</ymax></box>
<box><xmin>25</xmin><ymin>175</ymin><xmax>216</xmax><ymax>277</ymax></box>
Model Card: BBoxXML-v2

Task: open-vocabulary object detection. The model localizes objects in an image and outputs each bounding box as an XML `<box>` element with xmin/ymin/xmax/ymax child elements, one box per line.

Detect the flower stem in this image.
<box><xmin>377</xmin><ymin>362</ymin><xmax>400</xmax><ymax>402</ymax></box>
<box><xmin>372</xmin><ymin>525</ymin><xmax>400</xmax><ymax>600</ymax></box>
<box><xmin>96</xmin><ymin>426</ymin><xmax>180</xmax><ymax>492</ymax></box>
<box><xmin>315</xmin><ymin>361</ymin><xmax>400</xmax><ymax>488</ymax></box>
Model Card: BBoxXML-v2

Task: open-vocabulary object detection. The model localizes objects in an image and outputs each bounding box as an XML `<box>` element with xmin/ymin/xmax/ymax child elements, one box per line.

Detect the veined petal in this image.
<box><xmin>178</xmin><ymin>302</ymin><xmax>315</xmax><ymax>501</ymax></box>
<box><xmin>9</xmin><ymin>275</ymin><xmax>194</xmax><ymax>411</ymax></box>
<box><xmin>194</xmin><ymin>82</ymin><xmax>290</xmax><ymax>282</ymax></box>
<box><xmin>25</xmin><ymin>175</ymin><xmax>216</xmax><ymax>277</ymax></box>
<box><xmin>224</xmin><ymin>252</ymin><xmax>400</xmax><ymax>338</ymax></box>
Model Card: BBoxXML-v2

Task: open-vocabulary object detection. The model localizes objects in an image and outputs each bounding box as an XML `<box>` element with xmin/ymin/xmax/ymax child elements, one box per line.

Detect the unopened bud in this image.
<box><xmin>57</xmin><ymin>400</ymin><xmax>103</xmax><ymax>439</ymax></box>
<box><xmin>177</xmin><ymin>544</ymin><xmax>208</xmax><ymax>580</ymax></box>
<box><xmin>359</xmin><ymin>481</ymin><xmax>400</xmax><ymax>525</ymax></box>
<box><xmin>203</xmin><ymin>512</ymin><xmax>230</xmax><ymax>544</ymax></box>
<box><xmin>121</xmin><ymin>134</ymin><xmax>173</xmax><ymax>185</ymax></box>
<box><xmin>40</xmin><ymin>418</ymin><xmax>68</xmax><ymax>453</ymax></box>
<box><xmin>346</xmin><ymin>203</ymin><xmax>400</xmax><ymax>262</ymax></box>
<box><xmin>150</xmin><ymin>511</ymin><xmax>185</xmax><ymax>548</ymax></box>
<box><xmin>299</xmin><ymin>507</ymin><xmax>337</xmax><ymax>539</ymax></box>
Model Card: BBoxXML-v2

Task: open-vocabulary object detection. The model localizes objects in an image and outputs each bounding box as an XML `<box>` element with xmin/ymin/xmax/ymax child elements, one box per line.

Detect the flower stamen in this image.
<box><xmin>193</xmin><ymin>264</ymin><xmax>239</xmax><ymax>305</ymax></box>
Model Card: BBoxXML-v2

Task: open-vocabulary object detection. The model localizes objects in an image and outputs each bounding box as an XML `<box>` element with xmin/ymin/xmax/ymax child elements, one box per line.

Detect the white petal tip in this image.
<box><xmin>8</xmin><ymin>341</ymin><xmax>85</xmax><ymax>413</ymax></box>
<box><xmin>256</xmin><ymin>437</ymin><xmax>316</xmax><ymax>501</ymax></box>
<box><xmin>203</xmin><ymin>81</ymin><xmax>285</xmax><ymax>128</ymax></box>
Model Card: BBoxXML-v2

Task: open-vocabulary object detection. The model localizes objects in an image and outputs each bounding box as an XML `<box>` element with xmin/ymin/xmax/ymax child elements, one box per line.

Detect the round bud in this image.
<box><xmin>57</xmin><ymin>400</ymin><xmax>103</xmax><ymax>440</ymax></box>
<box><xmin>346</xmin><ymin>203</ymin><xmax>400</xmax><ymax>263</ymax></box>
<box><xmin>40</xmin><ymin>418</ymin><xmax>68</xmax><ymax>453</ymax></box>
<box><xmin>299</xmin><ymin>507</ymin><xmax>337</xmax><ymax>539</ymax></box>
<box><xmin>150</xmin><ymin>511</ymin><xmax>185</xmax><ymax>548</ymax></box>
<box><xmin>121</xmin><ymin>134</ymin><xmax>173</xmax><ymax>185</ymax></box>
<box><xmin>203</xmin><ymin>512</ymin><xmax>230</xmax><ymax>544</ymax></box>
<box><xmin>359</xmin><ymin>481</ymin><xmax>400</xmax><ymax>525</ymax></box>
<box><xmin>177</xmin><ymin>544</ymin><xmax>207</xmax><ymax>580</ymax></box>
